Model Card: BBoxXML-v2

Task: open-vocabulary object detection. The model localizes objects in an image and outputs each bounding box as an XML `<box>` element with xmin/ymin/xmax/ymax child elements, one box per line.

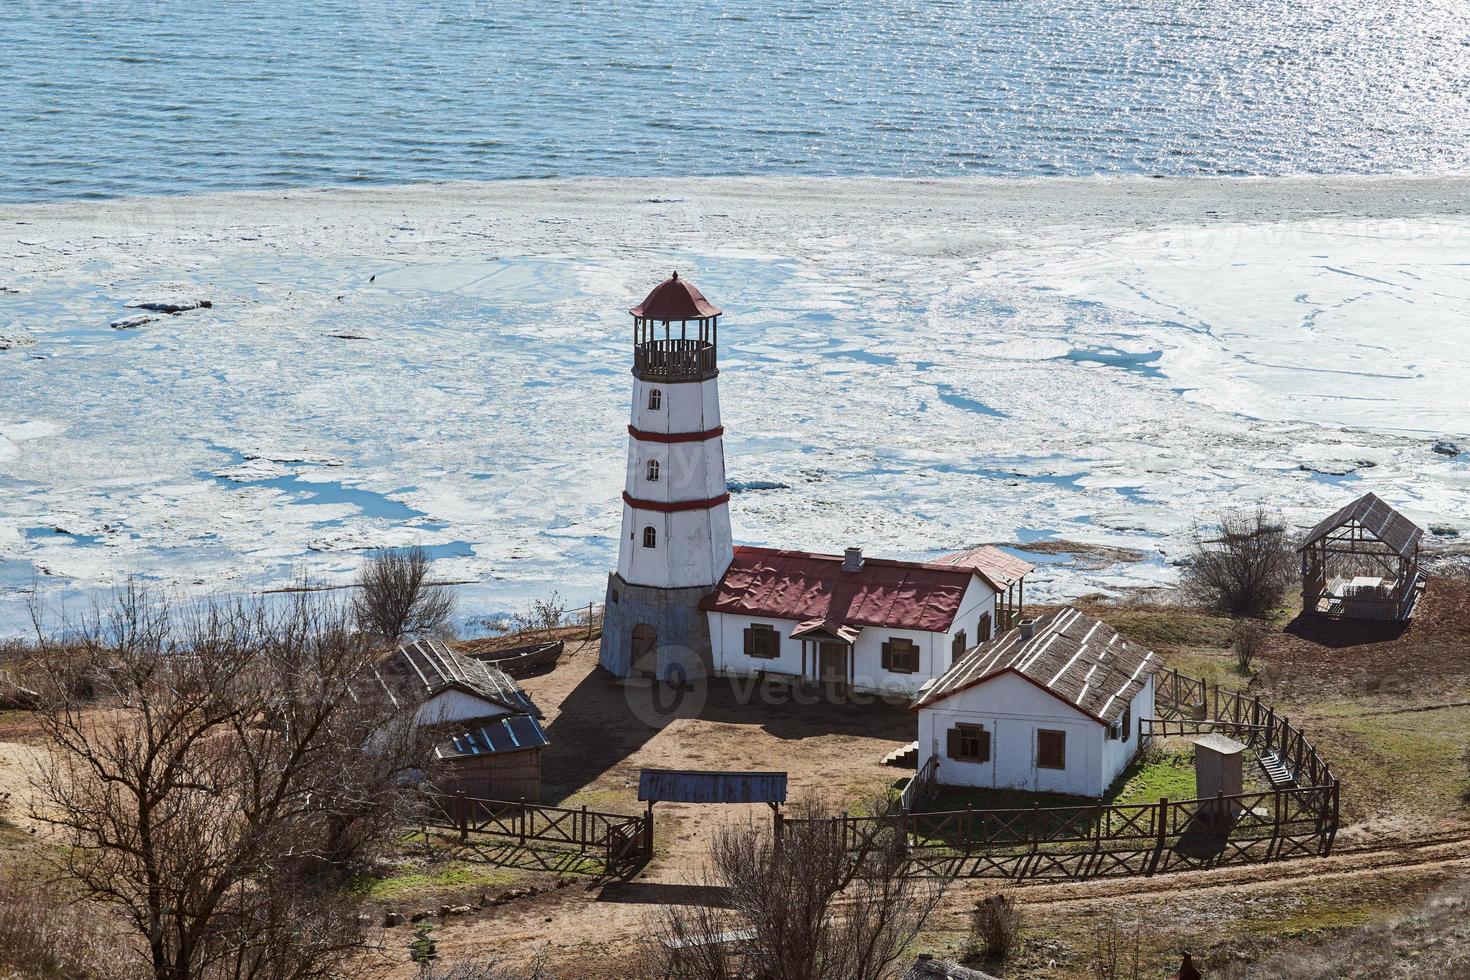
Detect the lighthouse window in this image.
<box><xmin>647</xmin><ymin>389</ymin><xmax>662</xmax><ymax>410</ymax></box>
<box><xmin>642</xmin><ymin>526</ymin><xmax>657</xmax><ymax>548</ymax></box>
<box><xmin>646</xmin><ymin>459</ymin><xmax>660</xmax><ymax>482</ymax></box>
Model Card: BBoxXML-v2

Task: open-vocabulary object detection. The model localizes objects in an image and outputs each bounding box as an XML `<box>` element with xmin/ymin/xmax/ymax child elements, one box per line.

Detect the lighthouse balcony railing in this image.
<box><xmin>634</xmin><ymin>339</ymin><xmax>717</xmax><ymax>381</ymax></box>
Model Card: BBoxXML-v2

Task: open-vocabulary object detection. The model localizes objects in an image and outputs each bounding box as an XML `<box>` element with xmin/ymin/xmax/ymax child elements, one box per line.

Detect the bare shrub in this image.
<box><xmin>1182</xmin><ymin>507</ymin><xmax>1295</xmax><ymax>617</ymax></box>
<box><xmin>1231</xmin><ymin>619</ymin><xmax>1269</xmax><ymax>674</ymax></box>
<box><xmin>962</xmin><ymin>892</ymin><xmax>1022</xmax><ymax>965</ymax></box>
<box><xmin>30</xmin><ymin>584</ymin><xmax>438</xmax><ymax>980</ymax></box>
<box><xmin>642</xmin><ymin>795</ymin><xmax>946</xmax><ymax>980</ymax></box>
<box><xmin>0</xmin><ymin>879</ymin><xmax>141</xmax><ymax>979</ymax></box>
<box><xmin>1089</xmin><ymin>919</ymin><xmax>1147</xmax><ymax>980</ymax></box>
<box><xmin>354</xmin><ymin>545</ymin><xmax>457</xmax><ymax>646</ymax></box>
<box><xmin>511</xmin><ymin>592</ymin><xmax>568</xmax><ymax>637</ymax></box>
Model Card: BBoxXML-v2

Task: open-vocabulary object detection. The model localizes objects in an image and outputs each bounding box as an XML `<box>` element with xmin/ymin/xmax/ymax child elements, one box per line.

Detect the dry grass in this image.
<box><xmin>0</xmin><ymin>881</ymin><xmax>140</xmax><ymax>980</ymax></box>
<box><xmin>1216</xmin><ymin>880</ymin><xmax>1470</xmax><ymax>979</ymax></box>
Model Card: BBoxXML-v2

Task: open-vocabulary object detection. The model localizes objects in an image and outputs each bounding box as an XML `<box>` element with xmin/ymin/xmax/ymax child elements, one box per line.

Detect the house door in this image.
<box><xmin>631</xmin><ymin>624</ymin><xmax>657</xmax><ymax>677</ymax></box>
<box><xmin>818</xmin><ymin>643</ymin><xmax>848</xmax><ymax>688</ymax></box>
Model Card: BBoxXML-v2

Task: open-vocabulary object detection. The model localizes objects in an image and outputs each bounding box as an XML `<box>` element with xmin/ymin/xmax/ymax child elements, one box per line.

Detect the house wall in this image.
<box><xmin>705</xmin><ymin>576</ymin><xmax>996</xmax><ymax>696</ymax></box>
<box><xmin>917</xmin><ymin>672</ymin><xmax>1108</xmax><ymax>797</ymax></box>
<box><xmin>414</xmin><ymin>689</ymin><xmax>510</xmax><ymax>727</ymax></box>
<box><xmin>1098</xmin><ymin>673</ymin><xmax>1156</xmax><ymax>792</ymax></box>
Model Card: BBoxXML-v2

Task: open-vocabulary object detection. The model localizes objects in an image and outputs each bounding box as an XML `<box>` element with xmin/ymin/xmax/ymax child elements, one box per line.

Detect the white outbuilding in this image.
<box><xmin>913</xmin><ymin>607</ymin><xmax>1161</xmax><ymax>798</ymax></box>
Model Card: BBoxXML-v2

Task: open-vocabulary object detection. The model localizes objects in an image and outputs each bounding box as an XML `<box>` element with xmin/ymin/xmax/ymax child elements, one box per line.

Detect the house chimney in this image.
<box><xmin>1018</xmin><ymin>618</ymin><xmax>1038</xmax><ymax>640</ymax></box>
<box><xmin>842</xmin><ymin>547</ymin><xmax>864</xmax><ymax>572</ymax></box>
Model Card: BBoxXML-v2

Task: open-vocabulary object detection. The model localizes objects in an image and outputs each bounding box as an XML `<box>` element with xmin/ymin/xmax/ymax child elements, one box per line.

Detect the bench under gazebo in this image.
<box><xmin>1298</xmin><ymin>492</ymin><xmax>1425</xmax><ymax>621</ymax></box>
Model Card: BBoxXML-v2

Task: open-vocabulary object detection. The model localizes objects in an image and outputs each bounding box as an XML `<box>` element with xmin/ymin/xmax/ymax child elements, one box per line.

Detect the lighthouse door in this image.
<box><xmin>631</xmin><ymin>624</ymin><xmax>658</xmax><ymax>678</ymax></box>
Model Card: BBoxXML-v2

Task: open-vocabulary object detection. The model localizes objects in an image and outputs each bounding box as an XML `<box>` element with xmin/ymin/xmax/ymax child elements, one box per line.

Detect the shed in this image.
<box><xmin>1298</xmin><ymin>492</ymin><xmax>1425</xmax><ymax>621</ymax></box>
<box><xmin>375</xmin><ymin>638</ymin><xmax>548</xmax><ymax>802</ymax></box>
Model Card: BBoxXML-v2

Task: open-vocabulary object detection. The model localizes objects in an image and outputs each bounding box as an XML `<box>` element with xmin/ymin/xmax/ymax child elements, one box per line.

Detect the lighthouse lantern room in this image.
<box><xmin>599</xmin><ymin>273</ymin><xmax>735</xmax><ymax>682</ymax></box>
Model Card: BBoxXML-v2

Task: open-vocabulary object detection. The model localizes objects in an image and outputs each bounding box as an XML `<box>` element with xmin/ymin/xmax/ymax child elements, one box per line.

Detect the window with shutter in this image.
<box><xmin>951</xmin><ymin>723</ymin><xmax>989</xmax><ymax>762</ymax></box>
<box><xmin>978</xmin><ymin>612</ymin><xmax>992</xmax><ymax>641</ymax></box>
<box><xmin>951</xmin><ymin>630</ymin><xmax>967</xmax><ymax>664</ymax></box>
<box><xmin>1122</xmin><ymin>705</ymin><xmax>1132</xmax><ymax>742</ymax></box>
<box><xmin>884</xmin><ymin>638</ymin><xmax>918</xmax><ymax>673</ymax></box>
<box><xmin>745</xmin><ymin>623</ymin><xmax>778</xmax><ymax>659</ymax></box>
<box><xmin>1037</xmin><ymin>729</ymin><xmax>1066</xmax><ymax>770</ymax></box>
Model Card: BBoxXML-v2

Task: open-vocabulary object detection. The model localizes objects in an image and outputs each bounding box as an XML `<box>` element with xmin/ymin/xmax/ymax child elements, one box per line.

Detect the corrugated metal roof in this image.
<box><xmin>1298</xmin><ymin>492</ymin><xmax>1423</xmax><ymax>559</ymax></box>
<box><xmin>435</xmin><ymin>713</ymin><xmax>549</xmax><ymax>759</ymax></box>
<box><xmin>376</xmin><ymin>638</ymin><xmax>542</xmax><ymax>718</ymax></box>
<box><xmin>638</xmin><ymin>769</ymin><xmax>788</xmax><ymax>804</ymax></box>
<box><xmin>700</xmin><ymin>546</ymin><xmax>993</xmax><ymax>634</ymax></box>
<box><xmin>914</xmin><ymin>607</ymin><xmax>1159</xmax><ymax>724</ymax></box>
<box><xmin>934</xmin><ymin>545</ymin><xmax>1035</xmax><ymax>589</ymax></box>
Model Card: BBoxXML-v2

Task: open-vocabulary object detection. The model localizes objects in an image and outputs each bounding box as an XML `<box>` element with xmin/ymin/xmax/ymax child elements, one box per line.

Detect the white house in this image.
<box><xmin>913</xmin><ymin>607</ymin><xmax>1160</xmax><ymax>798</ymax></box>
<box><xmin>699</xmin><ymin>544</ymin><xmax>1033</xmax><ymax>696</ymax></box>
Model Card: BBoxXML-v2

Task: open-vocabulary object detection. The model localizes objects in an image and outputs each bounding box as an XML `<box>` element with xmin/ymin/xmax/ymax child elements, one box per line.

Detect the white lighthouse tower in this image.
<box><xmin>599</xmin><ymin>272</ymin><xmax>734</xmax><ymax>681</ymax></box>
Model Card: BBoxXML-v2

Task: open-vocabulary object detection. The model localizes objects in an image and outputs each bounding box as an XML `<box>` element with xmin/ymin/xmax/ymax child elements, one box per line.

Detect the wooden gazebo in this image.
<box><xmin>1298</xmin><ymin>492</ymin><xmax>1424</xmax><ymax>621</ymax></box>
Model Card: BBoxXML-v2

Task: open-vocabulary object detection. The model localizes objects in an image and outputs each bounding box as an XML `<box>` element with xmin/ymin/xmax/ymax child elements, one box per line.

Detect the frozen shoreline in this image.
<box><xmin>3</xmin><ymin>176</ymin><xmax>1468</xmax><ymax>634</ymax></box>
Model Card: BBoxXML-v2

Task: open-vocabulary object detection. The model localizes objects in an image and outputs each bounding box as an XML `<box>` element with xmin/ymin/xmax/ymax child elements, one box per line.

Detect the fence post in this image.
<box><xmin>519</xmin><ymin>798</ymin><xmax>527</xmax><ymax>846</ymax></box>
<box><xmin>1147</xmin><ymin>797</ymin><xmax>1169</xmax><ymax>875</ymax></box>
<box><xmin>1324</xmin><ymin>779</ymin><xmax>1340</xmax><ymax>856</ymax></box>
<box><xmin>456</xmin><ymin>789</ymin><xmax>468</xmax><ymax>843</ymax></box>
<box><xmin>773</xmin><ymin>808</ymin><xmax>784</xmax><ymax>859</ymax></box>
<box><xmin>580</xmin><ymin>804</ymin><xmax>589</xmax><ymax>855</ymax></box>
<box><xmin>644</xmin><ymin>799</ymin><xmax>655</xmax><ymax>859</ymax></box>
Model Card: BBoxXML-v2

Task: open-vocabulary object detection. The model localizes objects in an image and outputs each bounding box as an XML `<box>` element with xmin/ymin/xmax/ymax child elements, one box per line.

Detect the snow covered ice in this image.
<box><xmin>1</xmin><ymin>177</ymin><xmax>1467</xmax><ymax>634</ymax></box>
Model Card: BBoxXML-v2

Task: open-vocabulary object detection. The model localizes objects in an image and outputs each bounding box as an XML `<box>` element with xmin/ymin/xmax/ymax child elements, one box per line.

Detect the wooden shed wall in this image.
<box><xmin>440</xmin><ymin>749</ymin><xmax>542</xmax><ymax>803</ymax></box>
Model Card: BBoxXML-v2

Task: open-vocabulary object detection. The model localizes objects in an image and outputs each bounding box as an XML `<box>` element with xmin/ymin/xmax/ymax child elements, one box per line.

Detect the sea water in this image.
<box><xmin>6</xmin><ymin>0</ymin><xmax>1470</xmax><ymax>202</ymax></box>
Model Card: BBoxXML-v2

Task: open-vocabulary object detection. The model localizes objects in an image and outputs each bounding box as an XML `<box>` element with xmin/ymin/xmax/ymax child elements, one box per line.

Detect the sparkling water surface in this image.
<box><xmin>7</xmin><ymin>0</ymin><xmax>1470</xmax><ymax>201</ymax></box>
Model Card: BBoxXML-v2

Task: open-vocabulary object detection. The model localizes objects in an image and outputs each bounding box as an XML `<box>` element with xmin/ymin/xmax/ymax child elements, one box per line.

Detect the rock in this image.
<box><xmin>1430</xmin><ymin>524</ymin><xmax>1459</xmax><ymax>538</ymax></box>
<box><xmin>439</xmin><ymin>905</ymin><xmax>452</xmax><ymax>918</ymax></box>
<box><xmin>409</xmin><ymin>910</ymin><xmax>434</xmax><ymax>923</ymax></box>
<box><xmin>1432</xmin><ymin>440</ymin><xmax>1462</xmax><ymax>457</ymax></box>
<box><xmin>0</xmin><ymin>334</ymin><xmax>36</xmax><ymax>350</ymax></box>
<box><xmin>383</xmin><ymin>911</ymin><xmax>404</xmax><ymax>927</ymax></box>
<box><xmin>327</xmin><ymin>333</ymin><xmax>370</xmax><ymax>340</ymax></box>
<box><xmin>126</xmin><ymin>298</ymin><xmax>204</xmax><ymax>314</ymax></box>
<box><xmin>110</xmin><ymin>314</ymin><xmax>156</xmax><ymax>330</ymax></box>
<box><xmin>446</xmin><ymin>905</ymin><xmax>472</xmax><ymax>916</ymax></box>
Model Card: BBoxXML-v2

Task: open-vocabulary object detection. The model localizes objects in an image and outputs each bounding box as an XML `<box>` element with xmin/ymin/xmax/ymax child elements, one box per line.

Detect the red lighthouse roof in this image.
<box><xmin>630</xmin><ymin>271</ymin><xmax>722</xmax><ymax>320</ymax></box>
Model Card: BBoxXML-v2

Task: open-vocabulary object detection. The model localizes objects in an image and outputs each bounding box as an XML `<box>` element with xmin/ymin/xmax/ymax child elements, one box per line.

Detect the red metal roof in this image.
<box><xmin>700</xmin><ymin>546</ymin><xmax>991</xmax><ymax>634</ymax></box>
<box><xmin>629</xmin><ymin>271</ymin><xmax>721</xmax><ymax>320</ymax></box>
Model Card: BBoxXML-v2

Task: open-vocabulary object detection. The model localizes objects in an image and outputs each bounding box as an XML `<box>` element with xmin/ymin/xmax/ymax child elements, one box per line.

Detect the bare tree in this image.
<box><xmin>510</xmin><ymin>592</ymin><xmax>568</xmax><ymax>638</ymax></box>
<box><xmin>354</xmin><ymin>546</ymin><xmax>456</xmax><ymax>646</ymax></box>
<box><xmin>1230</xmin><ymin>619</ymin><xmax>1269</xmax><ymax>675</ymax></box>
<box><xmin>643</xmin><ymin>796</ymin><xmax>946</xmax><ymax>980</ymax></box>
<box><xmin>29</xmin><ymin>584</ymin><xmax>438</xmax><ymax>980</ymax></box>
<box><xmin>1182</xmin><ymin>507</ymin><xmax>1295</xmax><ymax>618</ymax></box>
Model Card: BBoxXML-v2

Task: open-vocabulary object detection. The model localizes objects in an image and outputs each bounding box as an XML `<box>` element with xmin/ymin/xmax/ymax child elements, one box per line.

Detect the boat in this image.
<box><xmin>465</xmin><ymin>638</ymin><xmax>564</xmax><ymax>677</ymax></box>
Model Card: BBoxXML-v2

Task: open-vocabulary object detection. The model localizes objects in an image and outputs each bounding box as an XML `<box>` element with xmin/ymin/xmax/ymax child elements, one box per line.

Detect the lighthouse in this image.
<box><xmin>598</xmin><ymin>272</ymin><xmax>734</xmax><ymax>682</ymax></box>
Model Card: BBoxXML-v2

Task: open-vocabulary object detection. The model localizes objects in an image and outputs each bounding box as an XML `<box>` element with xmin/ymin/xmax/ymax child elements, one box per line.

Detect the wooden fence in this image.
<box><xmin>421</xmin><ymin>794</ymin><xmax>652</xmax><ymax>875</ymax></box>
<box><xmin>779</xmin><ymin>669</ymin><xmax>1339</xmax><ymax>882</ymax></box>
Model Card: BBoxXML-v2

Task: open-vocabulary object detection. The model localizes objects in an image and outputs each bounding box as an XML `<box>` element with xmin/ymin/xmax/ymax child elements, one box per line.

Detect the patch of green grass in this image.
<box><xmin>1105</xmin><ymin>752</ymin><xmax>1196</xmax><ymax>807</ymax></box>
<box><xmin>1305</xmin><ymin>702</ymin><xmax>1470</xmax><ymax>816</ymax></box>
<box><xmin>345</xmin><ymin>862</ymin><xmax>525</xmax><ymax>901</ymax></box>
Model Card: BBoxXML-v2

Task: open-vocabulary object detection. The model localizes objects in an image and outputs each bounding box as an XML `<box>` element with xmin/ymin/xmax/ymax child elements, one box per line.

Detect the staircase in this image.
<box><xmin>1258</xmin><ymin>750</ymin><xmax>1297</xmax><ymax>789</ymax></box>
<box><xmin>882</xmin><ymin>741</ymin><xmax>919</xmax><ymax>769</ymax></box>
